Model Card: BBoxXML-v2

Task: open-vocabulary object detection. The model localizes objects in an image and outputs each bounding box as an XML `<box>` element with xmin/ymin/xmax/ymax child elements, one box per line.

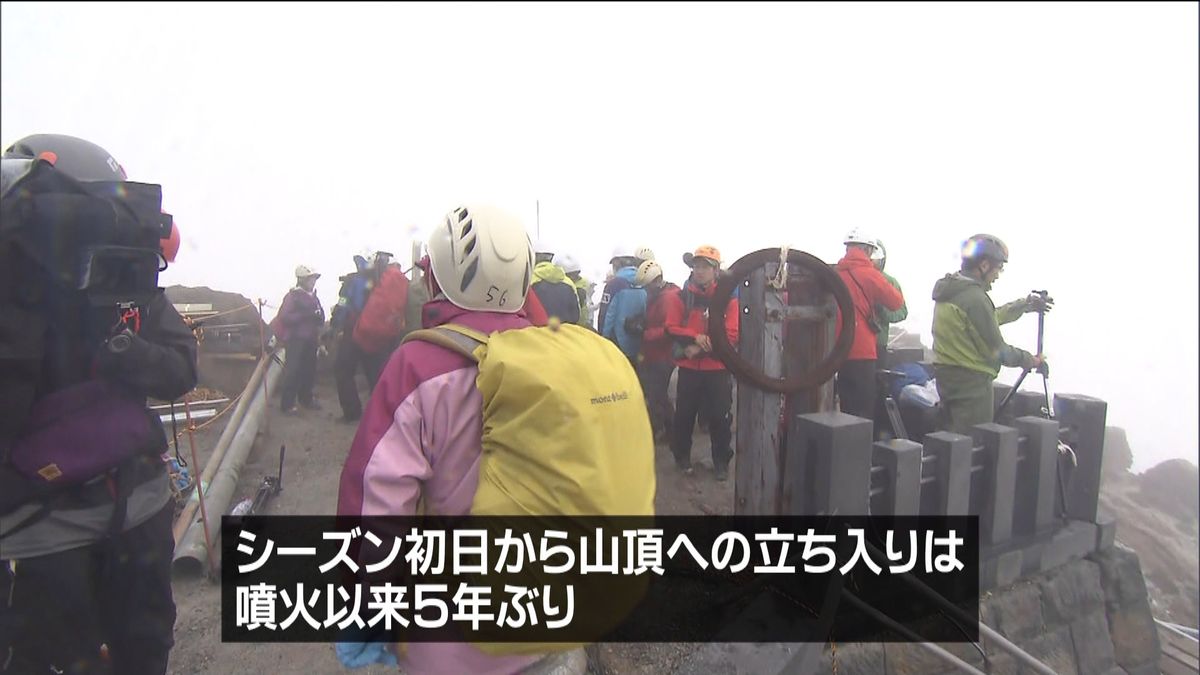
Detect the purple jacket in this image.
<box><xmin>276</xmin><ymin>287</ymin><xmax>325</xmax><ymax>343</ymax></box>
<box><xmin>337</xmin><ymin>298</ymin><xmax>543</xmax><ymax>675</ymax></box>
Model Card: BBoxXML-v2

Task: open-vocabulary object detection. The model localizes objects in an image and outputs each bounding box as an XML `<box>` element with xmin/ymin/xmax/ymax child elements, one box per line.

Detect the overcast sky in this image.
<box><xmin>3</xmin><ymin>2</ymin><xmax>1196</xmax><ymax>471</ymax></box>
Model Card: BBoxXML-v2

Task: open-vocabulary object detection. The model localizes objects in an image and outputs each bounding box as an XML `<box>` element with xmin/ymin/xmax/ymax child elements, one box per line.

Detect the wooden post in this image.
<box><xmin>734</xmin><ymin>267</ymin><xmax>784</xmax><ymax>515</ymax></box>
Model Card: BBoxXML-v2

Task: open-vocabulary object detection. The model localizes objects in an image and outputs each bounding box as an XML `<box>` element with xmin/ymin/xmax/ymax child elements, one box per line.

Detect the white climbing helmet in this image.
<box><xmin>634</xmin><ymin>260</ymin><xmax>663</xmax><ymax>287</ymax></box>
<box><xmin>634</xmin><ymin>246</ymin><xmax>656</xmax><ymax>262</ymax></box>
<box><xmin>610</xmin><ymin>244</ymin><xmax>638</xmax><ymax>263</ymax></box>
<box><xmin>553</xmin><ymin>252</ymin><xmax>581</xmax><ymax>275</ymax></box>
<box><xmin>870</xmin><ymin>239</ymin><xmax>887</xmax><ymax>263</ymax></box>
<box><xmin>294</xmin><ymin>264</ymin><xmax>320</xmax><ymax>279</ymax></box>
<box><xmin>427</xmin><ymin>204</ymin><xmax>533</xmax><ymax>313</ymax></box>
<box><xmin>844</xmin><ymin>228</ymin><xmax>876</xmax><ymax>248</ymax></box>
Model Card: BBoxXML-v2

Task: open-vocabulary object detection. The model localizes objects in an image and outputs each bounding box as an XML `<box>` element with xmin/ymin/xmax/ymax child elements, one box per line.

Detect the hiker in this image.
<box><xmin>931</xmin><ymin>233</ymin><xmax>1050</xmax><ymax>434</ymax></box>
<box><xmin>329</xmin><ymin>251</ymin><xmax>388</xmax><ymax>422</ymax></box>
<box><xmin>633</xmin><ymin>259</ymin><xmax>680</xmax><ymax>444</ymax></box>
<box><xmin>601</xmin><ymin>254</ymin><xmax>647</xmax><ymax>363</ymax></box>
<box><xmin>834</xmin><ymin>229</ymin><xmax>905</xmax><ymax>420</ymax></box>
<box><xmin>596</xmin><ymin>244</ymin><xmax>645</xmax><ymax>332</ymax></box>
<box><xmin>337</xmin><ymin>204</ymin><xmax>637</xmax><ymax>675</ymax></box>
<box><xmin>274</xmin><ymin>264</ymin><xmax>325</xmax><ymax>415</ymax></box>
<box><xmin>664</xmin><ymin>246</ymin><xmax>739</xmax><ymax>480</ymax></box>
<box><xmin>530</xmin><ymin>241</ymin><xmax>581</xmax><ymax>324</ymax></box>
<box><xmin>0</xmin><ymin>134</ymin><xmax>198</xmax><ymax>675</ymax></box>
<box><xmin>870</xmin><ymin>238</ymin><xmax>908</xmax><ymax>362</ymax></box>
<box><xmin>553</xmin><ymin>252</ymin><xmax>595</xmax><ymax>328</ymax></box>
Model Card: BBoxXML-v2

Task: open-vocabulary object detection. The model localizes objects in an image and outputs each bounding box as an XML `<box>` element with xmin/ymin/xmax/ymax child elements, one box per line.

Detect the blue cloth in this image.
<box><xmin>334</xmin><ymin>638</ymin><xmax>398</xmax><ymax>669</ymax></box>
<box><xmin>888</xmin><ymin>361</ymin><xmax>931</xmax><ymax>399</ymax></box>
<box><xmin>330</xmin><ymin>256</ymin><xmax>371</xmax><ymax>331</ymax></box>
<box><xmin>601</xmin><ymin>266</ymin><xmax>647</xmax><ymax>361</ymax></box>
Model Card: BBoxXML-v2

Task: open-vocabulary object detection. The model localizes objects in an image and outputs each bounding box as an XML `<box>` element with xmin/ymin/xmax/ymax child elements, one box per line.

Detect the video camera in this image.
<box><xmin>1</xmin><ymin>156</ymin><xmax>171</xmax><ymax>311</ymax></box>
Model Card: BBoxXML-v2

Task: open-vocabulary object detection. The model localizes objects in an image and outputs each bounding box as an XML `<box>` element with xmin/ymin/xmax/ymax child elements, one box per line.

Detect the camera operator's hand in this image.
<box><xmin>1025</xmin><ymin>293</ymin><xmax>1054</xmax><ymax>314</ymax></box>
<box><xmin>1024</xmin><ymin>353</ymin><xmax>1048</xmax><ymax>374</ymax></box>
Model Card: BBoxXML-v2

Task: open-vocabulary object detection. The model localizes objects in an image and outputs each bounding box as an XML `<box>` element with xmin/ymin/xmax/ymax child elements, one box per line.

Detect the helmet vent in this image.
<box><xmin>460</xmin><ymin>257</ymin><xmax>479</xmax><ymax>293</ymax></box>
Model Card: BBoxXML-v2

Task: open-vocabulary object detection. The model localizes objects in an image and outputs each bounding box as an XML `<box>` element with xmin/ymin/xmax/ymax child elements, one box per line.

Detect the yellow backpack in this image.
<box><xmin>401</xmin><ymin>321</ymin><xmax>656</xmax><ymax>654</ymax></box>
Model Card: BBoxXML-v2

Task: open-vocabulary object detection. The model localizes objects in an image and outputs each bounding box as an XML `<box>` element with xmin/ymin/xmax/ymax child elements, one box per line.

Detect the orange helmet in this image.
<box><xmin>160</xmin><ymin>215</ymin><xmax>181</xmax><ymax>264</ymax></box>
<box><xmin>683</xmin><ymin>245</ymin><xmax>721</xmax><ymax>268</ymax></box>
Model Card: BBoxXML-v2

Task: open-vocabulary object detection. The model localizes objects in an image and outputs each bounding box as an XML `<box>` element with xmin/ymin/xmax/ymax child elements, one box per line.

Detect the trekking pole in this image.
<box><xmin>183</xmin><ymin>399</ymin><xmax>218</xmax><ymax>579</ymax></box>
<box><xmin>996</xmin><ymin>290</ymin><xmax>1049</xmax><ymax>418</ymax></box>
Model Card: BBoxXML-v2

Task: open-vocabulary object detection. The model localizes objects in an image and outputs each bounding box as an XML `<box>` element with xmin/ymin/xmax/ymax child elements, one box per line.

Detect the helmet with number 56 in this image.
<box><xmin>426</xmin><ymin>204</ymin><xmax>534</xmax><ymax>314</ymax></box>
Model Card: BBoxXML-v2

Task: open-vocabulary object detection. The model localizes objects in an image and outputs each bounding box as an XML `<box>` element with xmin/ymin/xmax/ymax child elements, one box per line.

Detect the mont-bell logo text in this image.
<box><xmin>590</xmin><ymin>390</ymin><xmax>630</xmax><ymax>406</ymax></box>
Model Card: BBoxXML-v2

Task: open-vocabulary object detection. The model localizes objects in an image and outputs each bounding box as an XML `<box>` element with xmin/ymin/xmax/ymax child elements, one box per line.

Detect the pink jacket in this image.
<box><xmin>337</xmin><ymin>299</ymin><xmax>542</xmax><ymax>675</ymax></box>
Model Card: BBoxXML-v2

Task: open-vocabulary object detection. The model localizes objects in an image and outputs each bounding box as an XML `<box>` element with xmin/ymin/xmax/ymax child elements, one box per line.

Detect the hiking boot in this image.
<box><xmin>675</xmin><ymin>458</ymin><xmax>693</xmax><ymax>475</ymax></box>
<box><xmin>714</xmin><ymin>466</ymin><xmax>729</xmax><ymax>482</ymax></box>
<box><xmin>282</xmin><ymin>406</ymin><xmax>300</xmax><ymax>416</ymax></box>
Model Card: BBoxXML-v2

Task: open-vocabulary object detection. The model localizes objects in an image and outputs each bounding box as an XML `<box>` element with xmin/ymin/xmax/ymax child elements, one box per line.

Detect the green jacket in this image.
<box><xmin>874</xmin><ymin>271</ymin><xmax>908</xmax><ymax>358</ymax></box>
<box><xmin>931</xmin><ymin>273</ymin><xmax>1032</xmax><ymax>378</ymax></box>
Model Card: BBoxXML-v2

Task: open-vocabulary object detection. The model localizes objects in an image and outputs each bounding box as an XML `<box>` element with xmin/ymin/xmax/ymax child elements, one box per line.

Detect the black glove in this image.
<box><xmin>1026</xmin><ymin>293</ymin><xmax>1054</xmax><ymax>314</ymax></box>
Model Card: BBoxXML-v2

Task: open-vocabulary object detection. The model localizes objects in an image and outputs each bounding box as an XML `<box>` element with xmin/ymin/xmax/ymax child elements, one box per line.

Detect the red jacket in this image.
<box><xmin>835</xmin><ymin>248</ymin><xmax>904</xmax><ymax>360</ymax></box>
<box><xmin>522</xmin><ymin>289</ymin><xmax>549</xmax><ymax>327</ymax></box>
<box><xmin>641</xmin><ymin>283</ymin><xmax>681</xmax><ymax>364</ymax></box>
<box><xmin>664</xmin><ymin>278</ymin><xmax>739</xmax><ymax>371</ymax></box>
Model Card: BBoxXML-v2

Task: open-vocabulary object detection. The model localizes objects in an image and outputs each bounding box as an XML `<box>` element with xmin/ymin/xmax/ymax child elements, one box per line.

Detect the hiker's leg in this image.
<box><xmin>279</xmin><ymin>339</ymin><xmax>301</xmax><ymax>411</ymax></box>
<box><xmin>836</xmin><ymin>359</ymin><xmax>876</xmax><ymax>420</ymax></box>
<box><xmin>671</xmin><ymin>367</ymin><xmax>703</xmax><ymax>466</ymax></box>
<box><xmin>1</xmin><ymin>544</ymin><xmax>109</xmax><ymax>674</ymax></box>
<box><xmin>934</xmin><ymin>366</ymin><xmax>994</xmax><ymax>435</ymax></box>
<box><xmin>102</xmin><ymin>504</ymin><xmax>176</xmax><ymax>675</ymax></box>
<box><xmin>296</xmin><ymin>338</ymin><xmax>319</xmax><ymax>407</ymax></box>
<box><xmin>648</xmin><ymin>362</ymin><xmax>675</xmax><ymax>440</ymax></box>
<box><xmin>335</xmin><ymin>333</ymin><xmax>363</xmax><ymax>419</ymax></box>
<box><xmin>701</xmin><ymin>370</ymin><xmax>734</xmax><ymax>470</ymax></box>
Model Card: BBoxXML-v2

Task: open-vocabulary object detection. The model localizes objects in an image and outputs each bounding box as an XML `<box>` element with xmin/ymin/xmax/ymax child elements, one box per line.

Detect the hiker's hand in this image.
<box><xmin>695</xmin><ymin>334</ymin><xmax>712</xmax><ymax>352</ymax></box>
<box><xmin>1035</xmin><ymin>356</ymin><xmax>1050</xmax><ymax>377</ymax></box>
<box><xmin>624</xmin><ymin>315</ymin><xmax>645</xmax><ymax>335</ymax></box>
<box><xmin>684</xmin><ymin>345</ymin><xmax>703</xmax><ymax>359</ymax></box>
<box><xmin>1025</xmin><ymin>293</ymin><xmax>1054</xmax><ymax>313</ymax></box>
<box><xmin>1025</xmin><ymin>354</ymin><xmax>1047</xmax><ymax>372</ymax></box>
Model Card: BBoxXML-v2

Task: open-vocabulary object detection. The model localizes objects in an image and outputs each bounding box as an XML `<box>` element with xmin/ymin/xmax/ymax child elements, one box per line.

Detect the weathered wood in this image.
<box><xmin>734</xmin><ymin>267</ymin><xmax>785</xmax><ymax>515</ymax></box>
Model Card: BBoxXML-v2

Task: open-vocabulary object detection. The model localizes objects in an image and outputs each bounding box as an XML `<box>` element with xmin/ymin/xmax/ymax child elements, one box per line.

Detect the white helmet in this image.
<box><xmin>870</xmin><ymin>239</ymin><xmax>887</xmax><ymax>263</ymax></box>
<box><xmin>634</xmin><ymin>260</ymin><xmax>663</xmax><ymax>287</ymax></box>
<box><xmin>610</xmin><ymin>244</ymin><xmax>637</xmax><ymax>263</ymax></box>
<box><xmin>553</xmin><ymin>252</ymin><xmax>581</xmax><ymax>275</ymax></box>
<box><xmin>294</xmin><ymin>264</ymin><xmax>320</xmax><ymax>279</ymax></box>
<box><xmin>533</xmin><ymin>238</ymin><xmax>555</xmax><ymax>256</ymax></box>
<box><xmin>634</xmin><ymin>246</ymin><xmax>656</xmax><ymax>262</ymax></box>
<box><xmin>427</xmin><ymin>204</ymin><xmax>533</xmax><ymax>313</ymax></box>
<box><xmin>844</xmin><ymin>228</ymin><xmax>875</xmax><ymax>248</ymax></box>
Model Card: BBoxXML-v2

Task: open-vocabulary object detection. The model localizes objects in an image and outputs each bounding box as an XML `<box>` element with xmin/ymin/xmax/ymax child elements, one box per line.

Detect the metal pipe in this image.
<box><xmin>862</xmin><ymin>539</ymin><xmax>1059</xmax><ymax>675</ymax></box>
<box><xmin>171</xmin><ymin>351</ymin><xmax>274</xmax><ymax>545</ymax></box>
<box><xmin>841</xmin><ymin>591</ymin><xmax>986</xmax><ymax>675</ymax></box>
<box><xmin>172</xmin><ymin>353</ymin><xmax>284</xmax><ymax>576</ymax></box>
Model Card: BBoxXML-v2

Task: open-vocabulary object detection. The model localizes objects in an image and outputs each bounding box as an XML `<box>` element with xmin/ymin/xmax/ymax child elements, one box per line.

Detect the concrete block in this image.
<box><xmin>1070</xmin><ymin>610</ymin><xmax>1118</xmax><ymax>675</ymax></box>
<box><xmin>980</xmin><ymin>547</ymin><xmax>1024</xmax><ymax>592</ymax></box>
<box><xmin>794</xmin><ymin>412</ymin><xmax>873</xmax><ymax>515</ymax></box>
<box><xmin>871</xmin><ymin>439</ymin><xmax>923</xmax><ymax>516</ymax></box>
<box><xmin>1014</xmin><ymin>416</ymin><xmax>1061</xmax><ymax>536</ymax></box>
<box><xmin>1055</xmin><ymin>393</ymin><xmax>1108</xmax><ymax>523</ymax></box>
<box><xmin>922</xmin><ymin>432</ymin><xmax>973</xmax><ymax>516</ymax></box>
<box><xmin>1039</xmin><ymin>558</ymin><xmax>1106</xmax><ymax>627</ymax></box>
<box><xmin>971</xmin><ymin>423</ymin><xmax>1019</xmax><ymax>546</ymax></box>
<box><xmin>1041</xmin><ymin>521</ymin><xmax>1098</xmax><ymax>571</ymax></box>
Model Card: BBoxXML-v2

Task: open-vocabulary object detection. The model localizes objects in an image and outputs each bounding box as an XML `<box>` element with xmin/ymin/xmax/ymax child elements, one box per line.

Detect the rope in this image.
<box><xmin>768</xmin><ymin>245</ymin><xmax>790</xmax><ymax>290</ymax></box>
<box><xmin>183</xmin><ymin>302</ymin><xmax>256</xmax><ymax>324</ymax></box>
<box><xmin>167</xmin><ymin>393</ymin><xmax>243</xmax><ymax>444</ymax></box>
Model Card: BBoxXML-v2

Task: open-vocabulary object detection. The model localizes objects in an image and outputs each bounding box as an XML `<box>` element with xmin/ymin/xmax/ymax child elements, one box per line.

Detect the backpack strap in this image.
<box><xmin>401</xmin><ymin>324</ymin><xmax>489</xmax><ymax>363</ymax></box>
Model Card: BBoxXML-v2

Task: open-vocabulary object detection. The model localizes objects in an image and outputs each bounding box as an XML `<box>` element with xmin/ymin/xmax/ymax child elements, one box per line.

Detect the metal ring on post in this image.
<box><xmin>708</xmin><ymin>248</ymin><xmax>855</xmax><ymax>394</ymax></box>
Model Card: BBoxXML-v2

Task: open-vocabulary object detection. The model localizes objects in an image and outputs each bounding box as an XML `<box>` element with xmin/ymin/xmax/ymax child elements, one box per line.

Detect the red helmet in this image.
<box><xmin>160</xmin><ymin>215</ymin><xmax>181</xmax><ymax>264</ymax></box>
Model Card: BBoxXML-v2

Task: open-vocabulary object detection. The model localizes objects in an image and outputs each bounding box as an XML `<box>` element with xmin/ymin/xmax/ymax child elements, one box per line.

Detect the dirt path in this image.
<box><xmin>166</xmin><ymin>376</ymin><xmax>733</xmax><ymax>674</ymax></box>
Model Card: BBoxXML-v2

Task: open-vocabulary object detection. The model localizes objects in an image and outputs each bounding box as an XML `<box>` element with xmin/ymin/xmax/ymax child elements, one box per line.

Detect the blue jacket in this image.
<box><xmin>601</xmin><ymin>266</ymin><xmax>647</xmax><ymax>361</ymax></box>
<box><xmin>330</xmin><ymin>255</ymin><xmax>371</xmax><ymax>332</ymax></box>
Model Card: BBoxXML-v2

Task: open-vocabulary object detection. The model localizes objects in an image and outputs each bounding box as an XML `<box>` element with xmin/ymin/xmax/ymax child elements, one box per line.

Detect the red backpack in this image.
<box><xmin>352</xmin><ymin>264</ymin><xmax>410</xmax><ymax>354</ymax></box>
